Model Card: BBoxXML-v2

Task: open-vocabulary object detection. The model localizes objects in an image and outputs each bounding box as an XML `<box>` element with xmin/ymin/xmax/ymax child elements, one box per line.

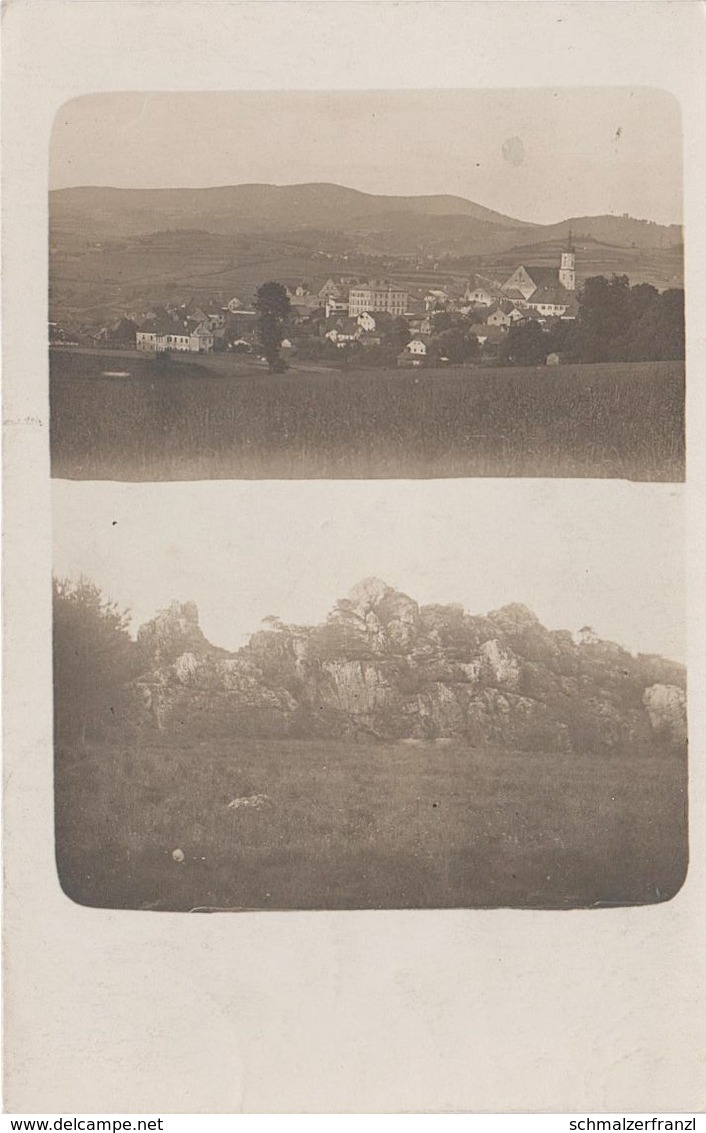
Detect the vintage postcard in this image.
<box><xmin>46</xmin><ymin>85</ymin><xmax>689</xmax><ymax>917</ymax></box>
<box><xmin>3</xmin><ymin>0</ymin><xmax>705</xmax><ymax>1116</ymax></box>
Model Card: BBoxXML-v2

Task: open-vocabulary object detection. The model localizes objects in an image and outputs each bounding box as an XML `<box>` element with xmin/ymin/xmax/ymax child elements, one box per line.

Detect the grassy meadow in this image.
<box><xmin>50</xmin><ymin>351</ymin><xmax>685</xmax><ymax>481</ymax></box>
<box><xmin>55</xmin><ymin>736</ymin><xmax>688</xmax><ymax>911</ymax></box>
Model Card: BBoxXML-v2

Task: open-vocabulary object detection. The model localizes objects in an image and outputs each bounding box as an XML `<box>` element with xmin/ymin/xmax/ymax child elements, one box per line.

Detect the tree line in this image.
<box><xmin>500</xmin><ymin>275</ymin><xmax>685</xmax><ymax>366</ymax></box>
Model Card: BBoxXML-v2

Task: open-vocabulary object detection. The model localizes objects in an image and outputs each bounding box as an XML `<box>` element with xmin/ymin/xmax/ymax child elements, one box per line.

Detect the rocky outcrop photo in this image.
<box><xmin>130</xmin><ymin>578</ymin><xmax>687</xmax><ymax>754</ymax></box>
<box><xmin>53</xmin><ymin>575</ymin><xmax>688</xmax><ymax>911</ymax></box>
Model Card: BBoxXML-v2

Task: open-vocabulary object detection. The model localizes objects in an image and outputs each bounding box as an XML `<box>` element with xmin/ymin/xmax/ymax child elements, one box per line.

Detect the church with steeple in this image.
<box><xmin>500</xmin><ymin>236</ymin><xmax>578</xmax><ymax>318</ymax></box>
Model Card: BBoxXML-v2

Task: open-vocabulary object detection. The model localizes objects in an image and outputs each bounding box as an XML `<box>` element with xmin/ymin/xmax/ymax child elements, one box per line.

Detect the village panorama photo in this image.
<box><xmin>48</xmin><ymin>88</ymin><xmax>684</xmax><ymax>482</ymax></box>
<box><xmin>52</xmin><ymin>478</ymin><xmax>687</xmax><ymax>912</ymax></box>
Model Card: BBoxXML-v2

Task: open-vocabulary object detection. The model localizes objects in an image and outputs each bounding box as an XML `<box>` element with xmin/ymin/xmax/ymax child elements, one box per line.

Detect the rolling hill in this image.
<box><xmin>49</xmin><ymin>181</ymin><xmax>681</xmax><ymax>246</ymax></box>
<box><xmin>50</xmin><ymin>182</ymin><xmax>532</xmax><ymax>241</ymax></box>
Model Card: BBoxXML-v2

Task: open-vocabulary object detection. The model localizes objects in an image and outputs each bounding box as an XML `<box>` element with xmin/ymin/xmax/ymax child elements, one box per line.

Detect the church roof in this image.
<box><xmin>527</xmin><ymin>284</ymin><xmax>573</xmax><ymax>305</ymax></box>
<box><xmin>523</xmin><ymin>266</ymin><xmax>562</xmax><ymax>288</ymax></box>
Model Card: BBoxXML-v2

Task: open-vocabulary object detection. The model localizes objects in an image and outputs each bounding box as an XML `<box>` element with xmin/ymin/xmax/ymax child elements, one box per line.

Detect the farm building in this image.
<box><xmin>136</xmin><ymin>314</ymin><xmax>214</xmax><ymax>354</ymax></box>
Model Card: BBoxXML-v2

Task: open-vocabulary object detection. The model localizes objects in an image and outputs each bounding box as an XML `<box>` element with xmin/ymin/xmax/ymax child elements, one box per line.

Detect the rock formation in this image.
<box><xmin>130</xmin><ymin>580</ymin><xmax>687</xmax><ymax>753</ymax></box>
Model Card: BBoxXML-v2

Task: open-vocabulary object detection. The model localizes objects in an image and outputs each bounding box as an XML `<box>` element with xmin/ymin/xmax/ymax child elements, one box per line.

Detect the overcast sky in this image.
<box><xmin>53</xmin><ymin>479</ymin><xmax>685</xmax><ymax>661</ymax></box>
<box><xmin>49</xmin><ymin>88</ymin><xmax>682</xmax><ymax>226</ymax></box>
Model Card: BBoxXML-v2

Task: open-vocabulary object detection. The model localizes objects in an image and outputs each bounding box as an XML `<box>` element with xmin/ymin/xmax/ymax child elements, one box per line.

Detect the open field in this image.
<box><xmin>55</xmin><ymin>736</ymin><xmax>688</xmax><ymax>911</ymax></box>
<box><xmin>50</xmin><ymin>352</ymin><xmax>685</xmax><ymax>481</ymax></box>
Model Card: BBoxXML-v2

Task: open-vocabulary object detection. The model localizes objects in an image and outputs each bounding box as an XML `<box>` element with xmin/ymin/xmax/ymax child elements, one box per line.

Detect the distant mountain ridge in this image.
<box><xmin>51</xmin><ymin>181</ymin><xmax>531</xmax><ymax>229</ymax></box>
<box><xmin>50</xmin><ymin>181</ymin><xmax>681</xmax><ymax>250</ymax></box>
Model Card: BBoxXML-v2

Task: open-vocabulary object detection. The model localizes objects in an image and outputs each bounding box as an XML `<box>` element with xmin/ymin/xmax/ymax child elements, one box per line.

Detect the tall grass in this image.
<box><xmin>55</xmin><ymin>736</ymin><xmax>688</xmax><ymax>911</ymax></box>
<box><xmin>50</xmin><ymin>354</ymin><xmax>685</xmax><ymax>481</ymax></box>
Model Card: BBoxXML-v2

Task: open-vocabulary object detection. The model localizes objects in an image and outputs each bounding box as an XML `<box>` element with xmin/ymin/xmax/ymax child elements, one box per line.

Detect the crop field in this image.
<box><xmin>50</xmin><ymin>351</ymin><xmax>685</xmax><ymax>481</ymax></box>
<box><xmin>55</xmin><ymin>735</ymin><xmax>688</xmax><ymax>911</ymax></box>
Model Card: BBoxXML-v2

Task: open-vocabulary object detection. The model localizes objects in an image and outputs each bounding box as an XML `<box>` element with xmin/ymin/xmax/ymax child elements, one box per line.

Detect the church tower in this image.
<box><xmin>559</xmin><ymin>231</ymin><xmax>576</xmax><ymax>291</ymax></box>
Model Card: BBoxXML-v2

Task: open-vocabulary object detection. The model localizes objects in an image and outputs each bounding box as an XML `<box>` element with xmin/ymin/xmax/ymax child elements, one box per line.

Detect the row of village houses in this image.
<box><xmin>51</xmin><ymin>245</ymin><xmax>580</xmax><ymax>364</ymax></box>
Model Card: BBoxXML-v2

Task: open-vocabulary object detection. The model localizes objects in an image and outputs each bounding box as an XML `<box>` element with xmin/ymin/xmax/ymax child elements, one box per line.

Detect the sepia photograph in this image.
<box><xmin>49</xmin><ymin>88</ymin><xmax>685</xmax><ymax>483</ymax></box>
<box><xmin>52</xmin><ymin>478</ymin><xmax>686</xmax><ymax>912</ymax></box>
<box><xmin>4</xmin><ymin>0</ymin><xmax>706</xmax><ymax>1115</ymax></box>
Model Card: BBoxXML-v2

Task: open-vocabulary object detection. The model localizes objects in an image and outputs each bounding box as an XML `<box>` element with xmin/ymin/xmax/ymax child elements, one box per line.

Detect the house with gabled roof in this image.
<box><xmin>136</xmin><ymin>313</ymin><xmax>214</xmax><ymax>354</ymax></box>
<box><xmin>485</xmin><ymin>300</ymin><xmax>517</xmax><ymax>327</ymax></box>
<box><xmin>136</xmin><ymin>314</ymin><xmax>183</xmax><ymax>353</ymax></box>
<box><xmin>465</xmin><ymin>286</ymin><xmax>494</xmax><ymax>306</ymax></box>
<box><xmin>187</xmin><ymin>319</ymin><xmax>214</xmax><ymax>353</ymax></box>
<box><xmin>324</xmin><ymin>315</ymin><xmax>361</xmax><ymax>346</ymax></box>
<box><xmin>318</xmin><ymin>278</ymin><xmax>343</xmax><ymax>302</ymax></box>
<box><xmin>356</xmin><ymin>311</ymin><xmax>378</xmax><ymax>332</ymax></box>
<box><xmin>464</xmin><ymin>278</ymin><xmax>499</xmax><ymax>306</ymax></box>
<box><xmin>406</xmin><ymin>336</ymin><xmax>430</xmax><ymax>356</ymax></box>
<box><xmin>397</xmin><ymin>335</ymin><xmax>432</xmax><ymax>366</ymax></box>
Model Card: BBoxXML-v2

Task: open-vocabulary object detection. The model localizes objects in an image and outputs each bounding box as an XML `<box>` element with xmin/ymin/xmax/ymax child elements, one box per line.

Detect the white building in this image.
<box><xmin>136</xmin><ymin>316</ymin><xmax>214</xmax><ymax>354</ymax></box>
<box><xmin>464</xmin><ymin>284</ymin><xmax>495</xmax><ymax>306</ymax></box>
<box><xmin>406</xmin><ymin>337</ymin><xmax>428</xmax><ymax>355</ymax></box>
<box><xmin>348</xmin><ymin>281</ymin><xmax>408</xmax><ymax>318</ymax></box>
<box><xmin>325</xmin><ymin>297</ymin><xmax>349</xmax><ymax>318</ymax></box>
<box><xmin>356</xmin><ymin>311</ymin><xmax>377</xmax><ymax>332</ymax></box>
